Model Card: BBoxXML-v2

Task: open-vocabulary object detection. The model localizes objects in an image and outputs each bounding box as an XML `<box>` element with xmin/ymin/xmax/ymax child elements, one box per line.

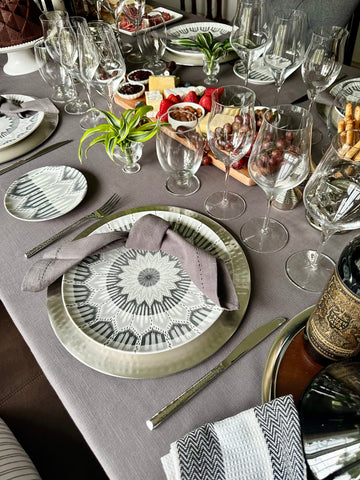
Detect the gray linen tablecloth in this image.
<box><xmin>1</xmin><ymin>10</ymin><xmax>359</xmax><ymax>479</ymax></box>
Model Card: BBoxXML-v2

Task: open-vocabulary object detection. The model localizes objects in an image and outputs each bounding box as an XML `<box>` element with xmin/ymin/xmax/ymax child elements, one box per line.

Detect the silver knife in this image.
<box><xmin>146</xmin><ymin>316</ymin><xmax>287</xmax><ymax>430</ymax></box>
<box><xmin>0</xmin><ymin>140</ymin><xmax>72</xmax><ymax>176</ymax></box>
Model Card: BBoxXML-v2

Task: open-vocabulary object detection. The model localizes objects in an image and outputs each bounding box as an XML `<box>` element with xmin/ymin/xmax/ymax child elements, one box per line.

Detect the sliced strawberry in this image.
<box><xmin>156</xmin><ymin>98</ymin><xmax>175</xmax><ymax>121</ymax></box>
<box><xmin>183</xmin><ymin>91</ymin><xmax>199</xmax><ymax>103</ymax></box>
<box><xmin>199</xmin><ymin>94</ymin><xmax>212</xmax><ymax>112</ymax></box>
<box><xmin>166</xmin><ymin>94</ymin><xmax>180</xmax><ymax>104</ymax></box>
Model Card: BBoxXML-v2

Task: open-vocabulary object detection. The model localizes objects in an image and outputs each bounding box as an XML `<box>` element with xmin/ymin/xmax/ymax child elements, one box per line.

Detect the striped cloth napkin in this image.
<box><xmin>161</xmin><ymin>395</ymin><xmax>306</xmax><ymax>480</ymax></box>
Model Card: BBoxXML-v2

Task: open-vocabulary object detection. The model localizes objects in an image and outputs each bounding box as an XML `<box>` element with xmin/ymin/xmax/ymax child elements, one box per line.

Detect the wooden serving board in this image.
<box><xmin>114</xmin><ymin>92</ymin><xmax>256</xmax><ymax>186</ymax></box>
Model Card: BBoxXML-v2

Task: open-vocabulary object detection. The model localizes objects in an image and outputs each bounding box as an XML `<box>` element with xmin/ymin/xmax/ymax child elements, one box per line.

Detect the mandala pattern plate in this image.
<box><xmin>62</xmin><ymin>210</ymin><xmax>227</xmax><ymax>354</ymax></box>
<box><xmin>0</xmin><ymin>94</ymin><xmax>44</xmax><ymax>150</ymax></box>
<box><xmin>4</xmin><ymin>165</ymin><xmax>87</xmax><ymax>221</ymax></box>
<box><xmin>48</xmin><ymin>206</ymin><xmax>251</xmax><ymax>378</ymax></box>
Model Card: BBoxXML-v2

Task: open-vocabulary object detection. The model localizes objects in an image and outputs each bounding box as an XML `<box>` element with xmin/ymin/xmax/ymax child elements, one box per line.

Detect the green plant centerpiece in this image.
<box><xmin>78</xmin><ymin>105</ymin><xmax>167</xmax><ymax>174</ymax></box>
<box><xmin>171</xmin><ymin>32</ymin><xmax>233</xmax><ymax>85</ymax></box>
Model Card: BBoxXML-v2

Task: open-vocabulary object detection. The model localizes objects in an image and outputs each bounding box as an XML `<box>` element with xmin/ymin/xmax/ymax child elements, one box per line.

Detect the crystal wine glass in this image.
<box><xmin>204</xmin><ymin>85</ymin><xmax>256</xmax><ymax>220</ymax></box>
<box><xmin>119</xmin><ymin>0</ymin><xmax>146</xmax><ymax>63</ymax></box>
<box><xmin>156</xmin><ymin>111</ymin><xmax>204</xmax><ymax>196</ymax></box>
<box><xmin>263</xmin><ymin>8</ymin><xmax>306</xmax><ymax>105</ymax></box>
<box><xmin>301</xmin><ymin>25</ymin><xmax>348</xmax><ymax>144</ymax></box>
<box><xmin>240</xmin><ymin>104</ymin><xmax>313</xmax><ymax>253</ymax></box>
<box><xmin>230</xmin><ymin>0</ymin><xmax>269</xmax><ymax>87</ymax></box>
<box><xmin>137</xmin><ymin>11</ymin><xmax>167</xmax><ymax>74</ymax></box>
<box><xmin>286</xmin><ymin>129</ymin><xmax>360</xmax><ymax>292</ymax></box>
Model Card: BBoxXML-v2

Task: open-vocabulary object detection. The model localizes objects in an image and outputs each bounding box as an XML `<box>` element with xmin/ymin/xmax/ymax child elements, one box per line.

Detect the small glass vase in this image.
<box><xmin>202</xmin><ymin>55</ymin><xmax>220</xmax><ymax>85</ymax></box>
<box><xmin>113</xmin><ymin>142</ymin><xmax>143</xmax><ymax>174</ymax></box>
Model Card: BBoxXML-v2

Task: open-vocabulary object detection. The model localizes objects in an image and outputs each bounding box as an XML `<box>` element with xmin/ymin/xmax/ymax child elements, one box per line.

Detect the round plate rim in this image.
<box><xmin>261</xmin><ymin>305</ymin><xmax>315</xmax><ymax>403</ymax></box>
<box><xmin>4</xmin><ymin>165</ymin><xmax>87</xmax><ymax>222</ymax></box>
<box><xmin>0</xmin><ymin>94</ymin><xmax>45</xmax><ymax>150</ymax></box>
<box><xmin>47</xmin><ymin>205</ymin><xmax>251</xmax><ymax>379</ymax></box>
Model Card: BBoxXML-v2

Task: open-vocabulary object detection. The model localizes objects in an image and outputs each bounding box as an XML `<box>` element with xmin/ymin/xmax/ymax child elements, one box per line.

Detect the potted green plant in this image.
<box><xmin>171</xmin><ymin>32</ymin><xmax>233</xmax><ymax>85</ymax></box>
<box><xmin>78</xmin><ymin>105</ymin><xmax>167</xmax><ymax>173</ymax></box>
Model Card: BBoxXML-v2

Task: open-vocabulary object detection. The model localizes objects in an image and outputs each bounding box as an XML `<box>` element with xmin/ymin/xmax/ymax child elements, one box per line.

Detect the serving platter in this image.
<box><xmin>4</xmin><ymin>165</ymin><xmax>87</xmax><ymax>221</ymax></box>
<box><xmin>48</xmin><ymin>205</ymin><xmax>251</xmax><ymax>378</ymax></box>
<box><xmin>0</xmin><ymin>94</ymin><xmax>44</xmax><ymax>150</ymax></box>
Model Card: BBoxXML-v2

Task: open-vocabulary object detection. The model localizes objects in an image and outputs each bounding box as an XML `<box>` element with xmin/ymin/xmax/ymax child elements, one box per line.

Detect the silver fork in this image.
<box><xmin>25</xmin><ymin>193</ymin><xmax>121</xmax><ymax>258</ymax></box>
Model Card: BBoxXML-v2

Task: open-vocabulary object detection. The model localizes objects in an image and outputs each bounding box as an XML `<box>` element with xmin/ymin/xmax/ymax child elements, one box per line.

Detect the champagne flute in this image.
<box><xmin>204</xmin><ymin>85</ymin><xmax>256</xmax><ymax>220</ymax></box>
<box><xmin>263</xmin><ymin>8</ymin><xmax>306</xmax><ymax>105</ymax></box>
<box><xmin>230</xmin><ymin>0</ymin><xmax>269</xmax><ymax>87</ymax></box>
<box><xmin>137</xmin><ymin>11</ymin><xmax>167</xmax><ymax>74</ymax></box>
<box><xmin>240</xmin><ymin>104</ymin><xmax>313</xmax><ymax>253</ymax></box>
<box><xmin>286</xmin><ymin>130</ymin><xmax>360</xmax><ymax>292</ymax></box>
<box><xmin>301</xmin><ymin>25</ymin><xmax>348</xmax><ymax>144</ymax></box>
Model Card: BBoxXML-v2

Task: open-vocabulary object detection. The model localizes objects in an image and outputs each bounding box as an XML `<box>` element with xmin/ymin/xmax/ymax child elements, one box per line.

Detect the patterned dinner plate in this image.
<box><xmin>0</xmin><ymin>94</ymin><xmax>44</xmax><ymax>150</ymax></box>
<box><xmin>47</xmin><ymin>205</ymin><xmax>251</xmax><ymax>378</ymax></box>
<box><xmin>4</xmin><ymin>165</ymin><xmax>87</xmax><ymax>221</ymax></box>
<box><xmin>329</xmin><ymin>77</ymin><xmax>360</xmax><ymax>98</ymax></box>
<box><xmin>61</xmin><ymin>210</ymin><xmax>227</xmax><ymax>354</ymax></box>
<box><xmin>233</xmin><ymin>57</ymin><xmax>300</xmax><ymax>86</ymax></box>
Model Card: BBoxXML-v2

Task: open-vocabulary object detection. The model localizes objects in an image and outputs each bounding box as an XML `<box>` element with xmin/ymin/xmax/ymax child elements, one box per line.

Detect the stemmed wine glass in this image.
<box><xmin>119</xmin><ymin>0</ymin><xmax>146</xmax><ymax>63</ymax></box>
<box><xmin>240</xmin><ymin>104</ymin><xmax>313</xmax><ymax>253</ymax></box>
<box><xmin>263</xmin><ymin>8</ymin><xmax>306</xmax><ymax>105</ymax></box>
<box><xmin>78</xmin><ymin>21</ymin><xmax>126</xmax><ymax>113</ymax></box>
<box><xmin>137</xmin><ymin>11</ymin><xmax>167</xmax><ymax>74</ymax></box>
<box><xmin>286</xmin><ymin>129</ymin><xmax>360</xmax><ymax>292</ymax></box>
<box><xmin>301</xmin><ymin>25</ymin><xmax>348</xmax><ymax>144</ymax></box>
<box><xmin>204</xmin><ymin>85</ymin><xmax>256</xmax><ymax>220</ymax></box>
<box><xmin>156</xmin><ymin>111</ymin><xmax>204</xmax><ymax>196</ymax></box>
<box><xmin>230</xmin><ymin>0</ymin><xmax>269</xmax><ymax>87</ymax></box>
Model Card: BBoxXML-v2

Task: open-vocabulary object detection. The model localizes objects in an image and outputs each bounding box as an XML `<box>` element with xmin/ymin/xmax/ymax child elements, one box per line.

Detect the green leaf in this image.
<box><xmin>171</xmin><ymin>38</ymin><xmax>198</xmax><ymax>48</ymax></box>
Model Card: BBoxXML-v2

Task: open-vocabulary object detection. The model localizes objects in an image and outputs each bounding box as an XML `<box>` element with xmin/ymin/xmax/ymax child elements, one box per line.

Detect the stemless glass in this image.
<box><xmin>286</xmin><ymin>130</ymin><xmax>360</xmax><ymax>292</ymax></box>
<box><xmin>327</xmin><ymin>79</ymin><xmax>360</xmax><ymax>140</ymax></box>
<box><xmin>263</xmin><ymin>9</ymin><xmax>306</xmax><ymax>105</ymax></box>
<box><xmin>240</xmin><ymin>104</ymin><xmax>313</xmax><ymax>253</ymax></box>
<box><xmin>301</xmin><ymin>25</ymin><xmax>348</xmax><ymax>144</ymax></box>
<box><xmin>156</xmin><ymin>111</ymin><xmax>204</xmax><ymax>196</ymax></box>
<box><xmin>138</xmin><ymin>11</ymin><xmax>167</xmax><ymax>74</ymax></box>
<box><xmin>204</xmin><ymin>85</ymin><xmax>256</xmax><ymax>220</ymax></box>
<box><xmin>230</xmin><ymin>0</ymin><xmax>269</xmax><ymax>87</ymax></box>
<box><xmin>34</xmin><ymin>39</ymin><xmax>76</xmax><ymax>103</ymax></box>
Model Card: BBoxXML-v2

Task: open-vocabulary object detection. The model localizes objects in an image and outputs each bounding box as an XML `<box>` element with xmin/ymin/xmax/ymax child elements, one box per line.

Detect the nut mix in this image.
<box><xmin>170</xmin><ymin>105</ymin><xmax>203</xmax><ymax>122</ymax></box>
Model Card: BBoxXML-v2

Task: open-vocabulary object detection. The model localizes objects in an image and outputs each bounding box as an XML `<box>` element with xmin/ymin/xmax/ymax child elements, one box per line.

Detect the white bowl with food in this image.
<box><xmin>117</xmin><ymin>82</ymin><xmax>145</xmax><ymax>100</ymax></box>
<box><xmin>127</xmin><ymin>69</ymin><xmax>153</xmax><ymax>86</ymax></box>
<box><xmin>167</xmin><ymin>102</ymin><xmax>205</xmax><ymax>130</ymax></box>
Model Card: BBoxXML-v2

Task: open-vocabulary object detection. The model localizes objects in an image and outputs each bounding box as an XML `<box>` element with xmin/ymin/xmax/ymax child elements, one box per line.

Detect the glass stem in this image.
<box><xmin>274</xmin><ymin>84</ymin><xmax>281</xmax><ymax>105</ymax></box>
<box><xmin>261</xmin><ymin>194</ymin><xmax>273</xmax><ymax>234</ymax></box>
<box><xmin>310</xmin><ymin>227</ymin><xmax>334</xmax><ymax>269</ymax></box>
<box><xmin>222</xmin><ymin>161</ymin><xmax>231</xmax><ymax>206</ymax></box>
<box><xmin>243</xmin><ymin>53</ymin><xmax>250</xmax><ymax>87</ymax></box>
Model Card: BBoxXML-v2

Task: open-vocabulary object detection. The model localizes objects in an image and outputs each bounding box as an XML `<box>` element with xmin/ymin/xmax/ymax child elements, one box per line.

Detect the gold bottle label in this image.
<box><xmin>306</xmin><ymin>268</ymin><xmax>360</xmax><ymax>361</ymax></box>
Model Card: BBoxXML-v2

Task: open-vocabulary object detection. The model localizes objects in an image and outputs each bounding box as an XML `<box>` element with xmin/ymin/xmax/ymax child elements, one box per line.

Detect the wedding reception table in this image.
<box><xmin>1</xmin><ymin>8</ymin><xmax>360</xmax><ymax>479</ymax></box>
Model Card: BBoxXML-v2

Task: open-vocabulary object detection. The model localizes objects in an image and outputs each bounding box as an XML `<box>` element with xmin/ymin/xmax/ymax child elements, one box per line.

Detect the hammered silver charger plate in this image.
<box><xmin>47</xmin><ymin>205</ymin><xmax>251</xmax><ymax>378</ymax></box>
<box><xmin>0</xmin><ymin>94</ymin><xmax>44</xmax><ymax>150</ymax></box>
<box><xmin>0</xmin><ymin>111</ymin><xmax>59</xmax><ymax>164</ymax></box>
<box><xmin>4</xmin><ymin>165</ymin><xmax>87</xmax><ymax>221</ymax></box>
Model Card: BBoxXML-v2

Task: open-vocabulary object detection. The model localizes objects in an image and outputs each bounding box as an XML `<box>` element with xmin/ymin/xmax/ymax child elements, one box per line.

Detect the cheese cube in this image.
<box><xmin>145</xmin><ymin>90</ymin><xmax>163</xmax><ymax>112</ymax></box>
<box><xmin>148</xmin><ymin>76</ymin><xmax>176</xmax><ymax>95</ymax></box>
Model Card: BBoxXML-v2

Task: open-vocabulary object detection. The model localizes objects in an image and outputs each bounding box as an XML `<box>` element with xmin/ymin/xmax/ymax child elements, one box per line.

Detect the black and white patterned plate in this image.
<box><xmin>0</xmin><ymin>94</ymin><xmax>44</xmax><ymax>150</ymax></box>
<box><xmin>62</xmin><ymin>210</ymin><xmax>227</xmax><ymax>354</ymax></box>
<box><xmin>4</xmin><ymin>165</ymin><xmax>87</xmax><ymax>221</ymax></box>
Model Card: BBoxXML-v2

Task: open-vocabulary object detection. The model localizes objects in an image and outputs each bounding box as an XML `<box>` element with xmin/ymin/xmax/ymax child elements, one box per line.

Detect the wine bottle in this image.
<box><xmin>304</xmin><ymin>235</ymin><xmax>360</xmax><ymax>365</ymax></box>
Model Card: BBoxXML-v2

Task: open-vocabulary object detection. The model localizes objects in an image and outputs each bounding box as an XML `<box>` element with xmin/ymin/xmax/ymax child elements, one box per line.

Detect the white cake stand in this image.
<box><xmin>0</xmin><ymin>38</ymin><xmax>41</xmax><ymax>76</ymax></box>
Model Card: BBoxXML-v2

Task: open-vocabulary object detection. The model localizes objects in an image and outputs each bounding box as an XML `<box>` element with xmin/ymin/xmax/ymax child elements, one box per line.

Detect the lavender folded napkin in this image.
<box><xmin>161</xmin><ymin>395</ymin><xmax>306</xmax><ymax>480</ymax></box>
<box><xmin>0</xmin><ymin>97</ymin><xmax>59</xmax><ymax>115</ymax></box>
<box><xmin>22</xmin><ymin>214</ymin><xmax>239</xmax><ymax>311</ymax></box>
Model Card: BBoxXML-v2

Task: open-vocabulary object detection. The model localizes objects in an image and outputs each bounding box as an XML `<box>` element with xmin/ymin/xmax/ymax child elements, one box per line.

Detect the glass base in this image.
<box><xmin>166</xmin><ymin>175</ymin><xmax>200</xmax><ymax>196</ymax></box>
<box><xmin>65</xmin><ymin>98</ymin><xmax>91</xmax><ymax>115</ymax></box>
<box><xmin>204</xmin><ymin>191</ymin><xmax>246</xmax><ymax>220</ymax></box>
<box><xmin>127</xmin><ymin>51</ymin><xmax>145</xmax><ymax>63</ymax></box>
<box><xmin>79</xmin><ymin>110</ymin><xmax>103</xmax><ymax>130</ymax></box>
<box><xmin>240</xmin><ymin>216</ymin><xmax>288</xmax><ymax>253</ymax></box>
<box><xmin>285</xmin><ymin>250</ymin><xmax>335</xmax><ymax>292</ymax></box>
<box><xmin>204</xmin><ymin>76</ymin><xmax>219</xmax><ymax>86</ymax></box>
<box><xmin>144</xmin><ymin>60</ymin><xmax>166</xmax><ymax>75</ymax></box>
<box><xmin>51</xmin><ymin>85</ymin><xmax>76</xmax><ymax>104</ymax></box>
<box><xmin>123</xmin><ymin>163</ymin><xmax>141</xmax><ymax>174</ymax></box>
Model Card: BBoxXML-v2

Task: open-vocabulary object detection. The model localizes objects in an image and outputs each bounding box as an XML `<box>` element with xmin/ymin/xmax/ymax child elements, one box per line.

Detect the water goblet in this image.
<box><xmin>263</xmin><ymin>8</ymin><xmax>306</xmax><ymax>105</ymax></box>
<box><xmin>301</xmin><ymin>25</ymin><xmax>348</xmax><ymax>144</ymax></box>
<box><xmin>286</xmin><ymin>130</ymin><xmax>360</xmax><ymax>292</ymax></box>
<box><xmin>240</xmin><ymin>104</ymin><xmax>313</xmax><ymax>253</ymax></box>
<box><xmin>204</xmin><ymin>85</ymin><xmax>256</xmax><ymax>220</ymax></box>
<box><xmin>138</xmin><ymin>11</ymin><xmax>167</xmax><ymax>74</ymax></box>
<box><xmin>33</xmin><ymin>39</ymin><xmax>76</xmax><ymax>104</ymax></box>
<box><xmin>156</xmin><ymin>111</ymin><xmax>204</xmax><ymax>196</ymax></box>
<box><xmin>230</xmin><ymin>0</ymin><xmax>269</xmax><ymax>87</ymax></box>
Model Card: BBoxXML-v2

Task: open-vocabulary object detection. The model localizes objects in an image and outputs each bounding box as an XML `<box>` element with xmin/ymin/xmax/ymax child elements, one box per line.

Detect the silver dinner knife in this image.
<box><xmin>146</xmin><ymin>316</ymin><xmax>287</xmax><ymax>430</ymax></box>
<box><xmin>0</xmin><ymin>140</ymin><xmax>72</xmax><ymax>175</ymax></box>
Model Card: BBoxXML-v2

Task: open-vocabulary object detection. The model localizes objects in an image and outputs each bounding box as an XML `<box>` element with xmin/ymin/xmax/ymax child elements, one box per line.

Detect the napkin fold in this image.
<box><xmin>161</xmin><ymin>395</ymin><xmax>306</xmax><ymax>480</ymax></box>
<box><xmin>0</xmin><ymin>96</ymin><xmax>59</xmax><ymax>115</ymax></box>
<box><xmin>22</xmin><ymin>214</ymin><xmax>239</xmax><ymax>311</ymax></box>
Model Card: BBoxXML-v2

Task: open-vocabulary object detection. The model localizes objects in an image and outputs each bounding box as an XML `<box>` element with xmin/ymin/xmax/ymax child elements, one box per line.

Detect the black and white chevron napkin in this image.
<box><xmin>161</xmin><ymin>395</ymin><xmax>306</xmax><ymax>480</ymax></box>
